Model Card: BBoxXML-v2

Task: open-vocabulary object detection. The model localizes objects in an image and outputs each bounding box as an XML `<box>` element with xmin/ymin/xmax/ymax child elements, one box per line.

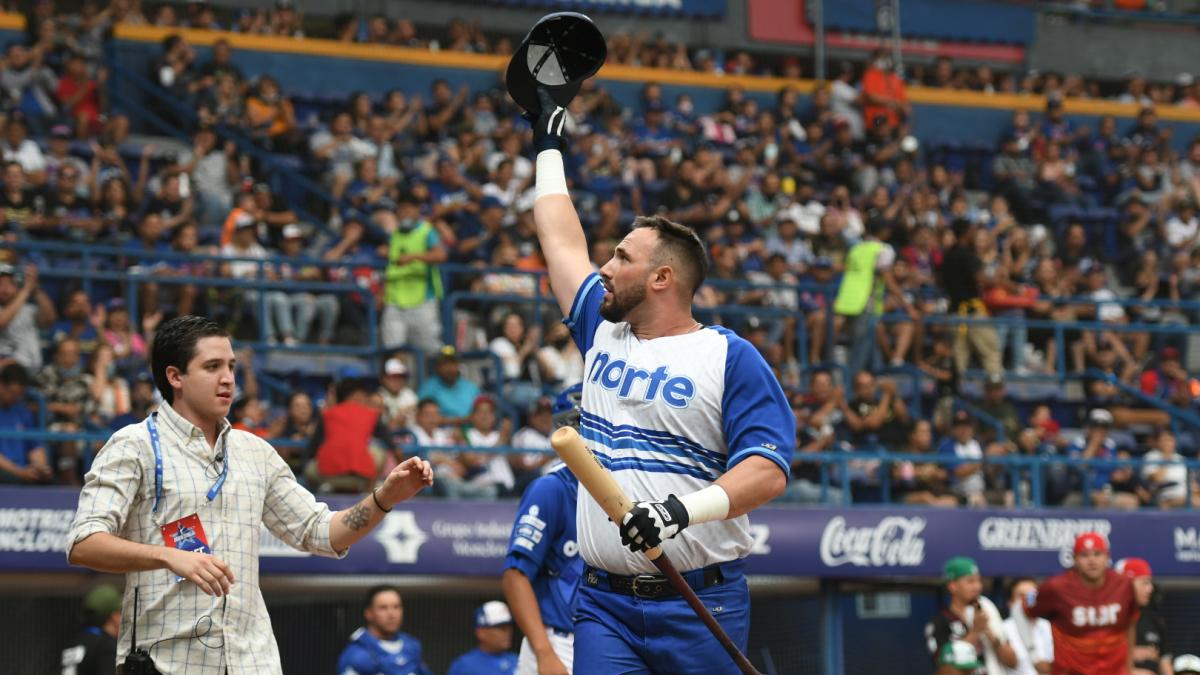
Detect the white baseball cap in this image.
<box><xmin>282</xmin><ymin>223</ymin><xmax>304</xmax><ymax>239</ymax></box>
<box><xmin>1088</xmin><ymin>408</ymin><xmax>1114</xmax><ymax>426</ymax></box>
<box><xmin>474</xmin><ymin>601</ymin><xmax>512</xmax><ymax>628</ymax></box>
<box><xmin>1175</xmin><ymin>655</ymin><xmax>1200</xmax><ymax>674</ymax></box>
<box><xmin>383</xmin><ymin>358</ymin><xmax>408</xmax><ymax>376</ymax></box>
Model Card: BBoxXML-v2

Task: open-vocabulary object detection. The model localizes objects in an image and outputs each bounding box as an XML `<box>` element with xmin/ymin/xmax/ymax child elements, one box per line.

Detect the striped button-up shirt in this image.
<box><xmin>68</xmin><ymin>401</ymin><xmax>345</xmax><ymax>674</ymax></box>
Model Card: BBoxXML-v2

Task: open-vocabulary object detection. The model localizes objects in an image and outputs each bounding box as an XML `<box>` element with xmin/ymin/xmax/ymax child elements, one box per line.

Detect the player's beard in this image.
<box><xmin>599</xmin><ymin>281</ymin><xmax>646</xmax><ymax>323</ymax></box>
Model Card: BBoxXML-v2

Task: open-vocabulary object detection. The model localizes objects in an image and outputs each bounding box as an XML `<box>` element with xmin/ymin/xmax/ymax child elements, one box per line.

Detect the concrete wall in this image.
<box><xmin>1030</xmin><ymin>12</ymin><xmax>1200</xmax><ymax>82</ymax></box>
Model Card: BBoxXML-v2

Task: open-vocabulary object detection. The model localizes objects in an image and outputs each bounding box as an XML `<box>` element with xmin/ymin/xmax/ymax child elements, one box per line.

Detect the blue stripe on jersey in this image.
<box><xmin>728</xmin><ymin>445</ymin><xmax>791</xmax><ymax>478</ymax></box>
<box><xmin>580</xmin><ymin>411</ymin><xmax>725</xmax><ymax>465</ymax></box>
<box><xmin>566</xmin><ymin>274</ymin><xmax>602</xmax><ymax>330</ymax></box>
<box><xmin>579</xmin><ymin>415</ymin><xmax>724</xmax><ymax>473</ymax></box>
<box><xmin>591</xmin><ymin>449</ymin><xmax>716</xmax><ymax>480</ymax></box>
<box><xmin>581</xmin><ymin>426</ymin><xmax>720</xmax><ymax>477</ymax></box>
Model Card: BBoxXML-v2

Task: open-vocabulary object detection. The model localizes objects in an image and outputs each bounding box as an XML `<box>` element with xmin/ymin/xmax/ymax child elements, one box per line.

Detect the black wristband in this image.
<box><xmin>534</xmin><ymin>134</ymin><xmax>566</xmax><ymax>154</ymax></box>
<box><xmin>371</xmin><ymin>488</ymin><xmax>392</xmax><ymax>513</ymax></box>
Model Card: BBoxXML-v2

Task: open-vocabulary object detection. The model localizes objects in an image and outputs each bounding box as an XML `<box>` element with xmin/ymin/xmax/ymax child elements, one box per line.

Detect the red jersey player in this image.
<box><xmin>1019</xmin><ymin>532</ymin><xmax>1139</xmax><ymax>675</ymax></box>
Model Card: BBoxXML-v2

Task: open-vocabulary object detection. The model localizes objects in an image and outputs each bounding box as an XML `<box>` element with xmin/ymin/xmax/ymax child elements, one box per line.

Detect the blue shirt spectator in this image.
<box><xmin>417</xmin><ymin>348</ymin><xmax>481</xmax><ymax>422</ymax></box>
<box><xmin>936</xmin><ymin>411</ymin><xmax>985</xmax><ymax>506</ymax></box>
<box><xmin>1065</xmin><ymin>411</ymin><xmax>1119</xmax><ymax>493</ymax></box>
<box><xmin>0</xmin><ymin>362</ymin><xmax>51</xmax><ymax>484</ymax></box>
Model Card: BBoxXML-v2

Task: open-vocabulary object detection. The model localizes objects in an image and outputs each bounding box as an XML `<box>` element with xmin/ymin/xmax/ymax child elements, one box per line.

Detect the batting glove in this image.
<box><xmin>531</xmin><ymin>87</ymin><xmax>569</xmax><ymax>153</ymax></box>
<box><xmin>620</xmin><ymin>494</ymin><xmax>690</xmax><ymax>553</ymax></box>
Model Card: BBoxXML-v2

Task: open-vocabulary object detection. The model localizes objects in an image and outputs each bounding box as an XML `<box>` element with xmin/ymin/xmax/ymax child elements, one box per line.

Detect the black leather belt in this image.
<box><xmin>584</xmin><ymin>564</ymin><xmax>727</xmax><ymax>600</ymax></box>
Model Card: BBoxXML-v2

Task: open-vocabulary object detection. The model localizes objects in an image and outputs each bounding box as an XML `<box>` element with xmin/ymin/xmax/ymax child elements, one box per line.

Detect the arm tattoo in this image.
<box><xmin>341</xmin><ymin>501</ymin><xmax>372</xmax><ymax>531</ymax></box>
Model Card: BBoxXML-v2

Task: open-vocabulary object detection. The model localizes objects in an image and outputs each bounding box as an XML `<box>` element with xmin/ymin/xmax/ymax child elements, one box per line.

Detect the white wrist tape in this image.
<box><xmin>679</xmin><ymin>485</ymin><xmax>730</xmax><ymax>526</ymax></box>
<box><xmin>535</xmin><ymin>149</ymin><xmax>569</xmax><ymax>199</ymax></box>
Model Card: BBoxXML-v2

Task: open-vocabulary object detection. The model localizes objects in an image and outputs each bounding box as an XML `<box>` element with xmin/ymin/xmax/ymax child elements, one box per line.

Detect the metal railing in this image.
<box><xmin>5</xmin><ymin>426</ymin><xmax>1197</xmax><ymax>510</ymax></box>
<box><xmin>6</xmin><ymin>240</ymin><xmax>381</xmax><ymax>356</ymax></box>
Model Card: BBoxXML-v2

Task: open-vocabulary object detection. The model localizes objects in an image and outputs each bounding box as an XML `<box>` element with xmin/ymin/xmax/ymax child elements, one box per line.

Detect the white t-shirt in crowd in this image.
<box><xmin>489</xmin><ymin>337</ymin><xmax>525</xmax><ymax>380</ymax></box>
<box><xmin>1166</xmin><ymin>214</ymin><xmax>1199</xmax><ymax>249</ymax></box>
<box><xmin>537</xmin><ymin>344</ymin><xmax>584</xmax><ymax>388</ymax></box>
<box><xmin>1141</xmin><ymin>449</ymin><xmax>1189</xmax><ymax>502</ymax></box>
<box><xmin>464</xmin><ymin>427</ymin><xmax>515</xmax><ymax>490</ymax></box>
<box><xmin>1002</xmin><ymin>615</ymin><xmax>1054</xmax><ymax>675</ymax></box>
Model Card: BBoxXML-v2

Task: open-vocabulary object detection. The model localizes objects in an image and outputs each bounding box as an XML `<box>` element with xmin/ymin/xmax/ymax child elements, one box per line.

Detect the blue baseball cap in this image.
<box><xmin>553</xmin><ymin>383</ymin><xmax>583</xmax><ymax>430</ymax></box>
<box><xmin>475</xmin><ymin>601</ymin><xmax>512</xmax><ymax>628</ymax></box>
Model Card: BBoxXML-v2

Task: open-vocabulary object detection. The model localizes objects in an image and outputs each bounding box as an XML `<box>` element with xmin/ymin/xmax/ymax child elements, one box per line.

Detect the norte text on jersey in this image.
<box><xmin>588</xmin><ymin>351</ymin><xmax>696</xmax><ymax>407</ymax></box>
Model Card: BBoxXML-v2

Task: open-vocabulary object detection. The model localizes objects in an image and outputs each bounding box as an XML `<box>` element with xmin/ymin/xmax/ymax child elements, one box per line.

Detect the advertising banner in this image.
<box><xmin>2</xmin><ymin>488</ymin><xmax>1196</xmax><ymax>578</ymax></box>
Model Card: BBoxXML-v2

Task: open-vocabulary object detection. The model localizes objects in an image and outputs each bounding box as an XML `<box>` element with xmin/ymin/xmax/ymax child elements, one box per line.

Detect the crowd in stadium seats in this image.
<box><xmin>0</xmin><ymin>3</ymin><xmax>1197</xmax><ymax>509</ymax></box>
<box><xmin>41</xmin><ymin>0</ymin><xmax>1197</xmax><ymax>98</ymax></box>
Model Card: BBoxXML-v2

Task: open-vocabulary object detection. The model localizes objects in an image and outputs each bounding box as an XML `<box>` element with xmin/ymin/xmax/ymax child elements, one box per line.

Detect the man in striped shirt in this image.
<box><xmin>67</xmin><ymin>316</ymin><xmax>433</xmax><ymax>674</ymax></box>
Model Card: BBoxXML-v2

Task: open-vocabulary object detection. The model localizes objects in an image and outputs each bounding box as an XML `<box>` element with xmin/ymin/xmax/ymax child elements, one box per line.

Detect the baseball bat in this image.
<box><xmin>550</xmin><ymin>427</ymin><xmax>761</xmax><ymax>675</ymax></box>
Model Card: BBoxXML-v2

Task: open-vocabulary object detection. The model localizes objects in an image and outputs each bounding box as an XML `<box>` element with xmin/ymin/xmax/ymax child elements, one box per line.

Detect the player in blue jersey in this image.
<box><xmin>529</xmin><ymin>89</ymin><xmax>795</xmax><ymax>674</ymax></box>
<box><xmin>447</xmin><ymin>601</ymin><xmax>518</xmax><ymax>675</ymax></box>
<box><xmin>336</xmin><ymin>585</ymin><xmax>431</xmax><ymax>675</ymax></box>
<box><xmin>502</xmin><ymin>385</ymin><xmax>584</xmax><ymax>675</ymax></box>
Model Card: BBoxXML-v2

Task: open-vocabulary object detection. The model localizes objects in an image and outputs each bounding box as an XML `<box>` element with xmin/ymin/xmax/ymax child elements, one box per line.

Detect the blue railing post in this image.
<box><xmin>823</xmin><ymin>286</ymin><xmax>836</xmax><ymax>365</ymax></box>
<box><xmin>1054</xmin><ymin>324</ymin><xmax>1066</xmax><ymax>377</ymax></box>
<box><xmin>258</xmin><ymin>260</ymin><xmax>269</xmax><ymax>344</ymax></box>
<box><xmin>127</xmin><ymin>274</ymin><xmax>140</xmax><ymax>326</ymax></box>
<box><xmin>82</xmin><ymin>249</ymin><xmax>93</xmax><ymax>298</ymax></box>
<box><xmin>366</xmin><ymin>296</ymin><xmax>379</xmax><ymax>358</ymax></box>
<box><xmin>840</xmin><ymin>461</ymin><xmax>852</xmax><ymax>506</ymax></box>
<box><xmin>1031</xmin><ymin>457</ymin><xmax>1045</xmax><ymax>508</ymax></box>
<box><xmin>880</xmin><ymin>450</ymin><xmax>892</xmax><ymax>504</ymax></box>
<box><xmin>820</xmin><ymin>579</ymin><xmax>844</xmax><ymax>675</ymax></box>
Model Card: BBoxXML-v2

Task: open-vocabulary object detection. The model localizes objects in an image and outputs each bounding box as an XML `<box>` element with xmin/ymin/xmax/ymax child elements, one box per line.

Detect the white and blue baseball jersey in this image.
<box><xmin>565</xmin><ymin>273</ymin><xmax>795</xmax><ymax>575</ymax></box>
<box><xmin>503</xmin><ymin>465</ymin><xmax>583</xmax><ymax>633</ymax></box>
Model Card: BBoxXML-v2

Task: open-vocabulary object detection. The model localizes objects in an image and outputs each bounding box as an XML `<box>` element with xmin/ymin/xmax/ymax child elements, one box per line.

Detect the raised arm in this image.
<box><xmin>531</xmin><ymin>89</ymin><xmax>594</xmax><ymax>314</ymax></box>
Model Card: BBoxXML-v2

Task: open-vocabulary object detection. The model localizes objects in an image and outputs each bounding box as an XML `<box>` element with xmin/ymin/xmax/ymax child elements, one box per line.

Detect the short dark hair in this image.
<box><xmin>336</xmin><ymin>378</ymin><xmax>371</xmax><ymax>403</ymax></box>
<box><xmin>150</xmin><ymin>316</ymin><xmax>229</xmax><ymax>403</ymax></box>
<box><xmin>951</xmin><ymin>218</ymin><xmax>973</xmax><ymax>241</ymax></box>
<box><xmin>417</xmin><ymin>398</ymin><xmax>439</xmax><ymax>413</ymax></box>
<box><xmin>0</xmin><ymin>362</ymin><xmax>29</xmax><ymax>387</ymax></box>
<box><xmin>1007</xmin><ymin>576</ymin><xmax>1036</xmax><ymax>601</ymax></box>
<box><xmin>364</xmin><ymin>584</ymin><xmax>402</xmax><ymax>610</ymax></box>
<box><xmin>632</xmin><ymin>215</ymin><xmax>708</xmax><ymax>295</ymax></box>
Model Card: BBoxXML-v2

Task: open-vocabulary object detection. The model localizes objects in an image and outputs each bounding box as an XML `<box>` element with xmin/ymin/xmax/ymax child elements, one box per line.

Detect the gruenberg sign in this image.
<box><xmin>1</xmin><ymin>489</ymin><xmax>1195</xmax><ymax>577</ymax></box>
<box><xmin>977</xmin><ymin>517</ymin><xmax>1113</xmax><ymax>567</ymax></box>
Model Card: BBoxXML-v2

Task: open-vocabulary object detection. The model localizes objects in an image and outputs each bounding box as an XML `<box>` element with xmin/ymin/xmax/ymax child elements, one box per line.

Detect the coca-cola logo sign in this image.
<box><xmin>819</xmin><ymin>516</ymin><xmax>926</xmax><ymax>568</ymax></box>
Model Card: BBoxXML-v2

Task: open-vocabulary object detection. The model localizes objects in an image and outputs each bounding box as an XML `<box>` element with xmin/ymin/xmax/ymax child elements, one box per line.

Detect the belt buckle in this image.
<box><xmin>631</xmin><ymin>574</ymin><xmax>668</xmax><ymax>599</ymax></box>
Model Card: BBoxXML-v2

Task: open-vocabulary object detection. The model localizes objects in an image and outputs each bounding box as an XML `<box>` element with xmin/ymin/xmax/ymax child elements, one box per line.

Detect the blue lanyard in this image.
<box><xmin>148</xmin><ymin>413</ymin><xmax>229</xmax><ymax>513</ymax></box>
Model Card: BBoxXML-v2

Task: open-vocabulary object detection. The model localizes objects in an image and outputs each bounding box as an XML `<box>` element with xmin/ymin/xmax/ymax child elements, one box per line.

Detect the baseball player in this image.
<box><xmin>1014</xmin><ymin>532</ymin><xmax>1139</xmax><ymax>675</ymax></box>
<box><xmin>336</xmin><ymin>585</ymin><xmax>431</xmax><ymax>675</ymax></box>
<box><xmin>530</xmin><ymin>88</ymin><xmax>794</xmax><ymax>673</ymax></box>
<box><xmin>502</xmin><ymin>386</ymin><xmax>584</xmax><ymax>675</ymax></box>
